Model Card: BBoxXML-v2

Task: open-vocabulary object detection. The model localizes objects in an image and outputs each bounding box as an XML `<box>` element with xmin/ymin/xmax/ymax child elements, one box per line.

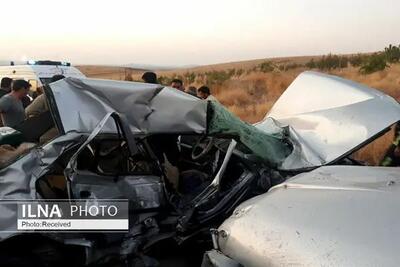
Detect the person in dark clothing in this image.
<box><xmin>186</xmin><ymin>86</ymin><xmax>198</xmax><ymax>97</ymax></box>
<box><xmin>197</xmin><ymin>85</ymin><xmax>217</xmax><ymax>101</ymax></box>
<box><xmin>21</xmin><ymin>94</ymin><xmax>32</xmax><ymax>108</ymax></box>
<box><xmin>0</xmin><ymin>77</ymin><xmax>12</xmax><ymax>98</ymax></box>
<box><xmin>141</xmin><ymin>72</ymin><xmax>158</xmax><ymax>84</ymax></box>
<box><xmin>171</xmin><ymin>79</ymin><xmax>184</xmax><ymax>91</ymax></box>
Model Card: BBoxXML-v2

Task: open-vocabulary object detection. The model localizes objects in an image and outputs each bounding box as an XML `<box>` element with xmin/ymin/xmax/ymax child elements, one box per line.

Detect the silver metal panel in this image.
<box><xmin>218</xmin><ymin>166</ymin><xmax>400</xmax><ymax>266</ymax></box>
<box><xmin>49</xmin><ymin>78</ymin><xmax>208</xmax><ymax>134</ymax></box>
<box><xmin>202</xmin><ymin>249</ymin><xmax>242</xmax><ymax>267</ymax></box>
<box><xmin>0</xmin><ymin>132</ymin><xmax>82</xmax><ymax>240</ymax></box>
<box><xmin>71</xmin><ymin>173</ymin><xmax>165</xmax><ymax>210</ymax></box>
<box><xmin>257</xmin><ymin>71</ymin><xmax>400</xmax><ymax>170</ymax></box>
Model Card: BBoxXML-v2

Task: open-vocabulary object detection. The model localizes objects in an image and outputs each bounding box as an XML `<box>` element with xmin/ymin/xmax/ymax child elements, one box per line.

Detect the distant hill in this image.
<box><xmin>124</xmin><ymin>63</ymin><xmax>198</xmax><ymax>71</ymax></box>
<box><xmin>76</xmin><ymin>65</ymin><xmax>146</xmax><ymax>80</ymax></box>
<box><xmin>77</xmin><ymin>64</ymin><xmax>199</xmax><ymax>80</ymax></box>
<box><xmin>78</xmin><ymin>55</ymin><xmax>326</xmax><ymax>80</ymax></box>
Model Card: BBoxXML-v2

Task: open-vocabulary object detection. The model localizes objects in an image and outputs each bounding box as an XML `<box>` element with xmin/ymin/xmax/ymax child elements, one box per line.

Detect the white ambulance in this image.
<box><xmin>0</xmin><ymin>60</ymin><xmax>85</xmax><ymax>91</ymax></box>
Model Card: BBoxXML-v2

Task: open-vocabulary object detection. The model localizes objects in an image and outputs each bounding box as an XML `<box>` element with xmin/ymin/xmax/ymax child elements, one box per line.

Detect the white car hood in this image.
<box><xmin>217</xmin><ymin>165</ymin><xmax>400</xmax><ymax>267</ymax></box>
<box><xmin>257</xmin><ymin>71</ymin><xmax>400</xmax><ymax>170</ymax></box>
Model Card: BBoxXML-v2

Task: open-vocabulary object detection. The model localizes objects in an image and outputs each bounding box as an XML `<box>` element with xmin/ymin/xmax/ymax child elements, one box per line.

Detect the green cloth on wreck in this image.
<box><xmin>207</xmin><ymin>101</ymin><xmax>292</xmax><ymax>167</ymax></box>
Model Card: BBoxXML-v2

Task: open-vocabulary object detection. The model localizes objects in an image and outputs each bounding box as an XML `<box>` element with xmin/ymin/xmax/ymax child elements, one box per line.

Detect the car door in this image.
<box><xmin>64</xmin><ymin>112</ymin><xmax>166</xmax><ymax>210</ymax></box>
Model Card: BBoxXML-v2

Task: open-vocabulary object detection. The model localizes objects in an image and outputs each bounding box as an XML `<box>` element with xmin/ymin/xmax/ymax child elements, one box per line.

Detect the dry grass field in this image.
<box><xmin>77</xmin><ymin>65</ymin><xmax>144</xmax><ymax>80</ymax></box>
<box><xmin>77</xmin><ymin>56</ymin><xmax>400</xmax><ymax>165</ymax></box>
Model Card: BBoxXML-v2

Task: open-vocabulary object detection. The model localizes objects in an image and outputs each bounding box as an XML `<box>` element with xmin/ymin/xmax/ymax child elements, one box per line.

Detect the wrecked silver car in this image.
<box><xmin>202</xmin><ymin>71</ymin><xmax>400</xmax><ymax>267</ymax></box>
<box><xmin>1</xmin><ymin>71</ymin><xmax>399</xmax><ymax>266</ymax></box>
<box><xmin>0</xmin><ymin>76</ymin><xmax>291</xmax><ymax>266</ymax></box>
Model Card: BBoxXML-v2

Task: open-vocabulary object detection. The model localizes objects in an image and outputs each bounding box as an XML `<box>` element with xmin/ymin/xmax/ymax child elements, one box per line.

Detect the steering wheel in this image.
<box><xmin>191</xmin><ymin>136</ymin><xmax>215</xmax><ymax>160</ymax></box>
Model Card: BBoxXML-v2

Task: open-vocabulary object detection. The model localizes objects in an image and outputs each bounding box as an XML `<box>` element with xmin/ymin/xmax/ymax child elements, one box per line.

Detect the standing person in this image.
<box><xmin>0</xmin><ymin>80</ymin><xmax>30</xmax><ymax>128</ymax></box>
<box><xmin>141</xmin><ymin>72</ymin><xmax>158</xmax><ymax>84</ymax></box>
<box><xmin>21</xmin><ymin>92</ymin><xmax>32</xmax><ymax>108</ymax></box>
<box><xmin>186</xmin><ymin>86</ymin><xmax>198</xmax><ymax>97</ymax></box>
<box><xmin>0</xmin><ymin>77</ymin><xmax>12</xmax><ymax>126</ymax></box>
<box><xmin>26</xmin><ymin>75</ymin><xmax>65</xmax><ymax>118</ymax></box>
<box><xmin>0</xmin><ymin>77</ymin><xmax>12</xmax><ymax>98</ymax></box>
<box><xmin>197</xmin><ymin>86</ymin><xmax>217</xmax><ymax>101</ymax></box>
<box><xmin>170</xmin><ymin>79</ymin><xmax>184</xmax><ymax>91</ymax></box>
<box><xmin>24</xmin><ymin>75</ymin><xmax>65</xmax><ymax>143</ymax></box>
<box><xmin>32</xmin><ymin>86</ymin><xmax>44</xmax><ymax>99</ymax></box>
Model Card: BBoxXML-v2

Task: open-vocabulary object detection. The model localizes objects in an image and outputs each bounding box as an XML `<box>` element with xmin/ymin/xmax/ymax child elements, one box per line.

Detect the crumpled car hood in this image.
<box><xmin>217</xmin><ymin>165</ymin><xmax>400</xmax><ymax>267</ymax></box>
<box><xmin>257</xmin><ymin>71</ymin><xmax>400</xmax><ymax>170</ymax></box>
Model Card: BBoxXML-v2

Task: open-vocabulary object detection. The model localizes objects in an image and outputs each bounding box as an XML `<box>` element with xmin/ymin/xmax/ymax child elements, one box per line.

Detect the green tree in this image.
<box><xmin>228</xmin><ymin>68</ymin><xmax>236</xmax><ymax>77</ymax></box>
<box><xmin>258</xmin><ymin>61</ymin><xmax>275</xmax><ymax>72</ymax></box>
<box><xmin>359</xmin><ymin>53</ymin><xmax>388</xmax><ymax>74</ymax></box>
<box><xmin>314</xmin><ymin>54</ymin><xmax>348</xmax><ymax>70</ymax></box>
<box><xmin>184</xmin><ymin>72</ymin><xmax>196</xmax><ymax>84</ymax></box>
<box><xmin>384</xmin><ymin>44</ymin><xmax>400</xmax><ymax>63</ymax></box>
<box><xmin>236</xmin><ymin>68</ymin><xmax>244</xmax><ymax>76</ymax></box>
<box><xmin>349</xmin><ymin>54</ymin><xmax>366</xmax><ymax>67</ymax></box>
<box><xmin>205</xmin><ymin>70</ymin><xmax>231</xmax><ymax>85</ymax></box>
<box><xmin>286</xmin><ymin>63</ymin><xmax>301</xmax><ymax>70</ymax></box>
<box><xmin>305</xmin><ymin>59</ymin><xmax>316</xmax><ymax>69</ymax></box>
<box><xmin>158</xmin><ymin>76</ymin><xmax>172</xmax><ymax>85</ymax></box>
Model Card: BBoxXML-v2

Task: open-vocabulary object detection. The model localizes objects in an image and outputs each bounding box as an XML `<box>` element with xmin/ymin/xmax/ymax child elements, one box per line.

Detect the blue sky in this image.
<box><xmin>0</xmin><ymin>0</ymin><xmax>399</xmax><ymax>65</ymax></box>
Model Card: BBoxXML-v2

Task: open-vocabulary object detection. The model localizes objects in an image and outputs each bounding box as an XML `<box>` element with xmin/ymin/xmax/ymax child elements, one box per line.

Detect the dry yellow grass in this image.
<box><xmin>77</xmin><ymin>65</ymin><xmax>144</xmax><ymax>80</ymax></box>
<box><xmin>78</xmin><ymin>58</ymin><xmax>400</xmax><ymax>166</ymax></box>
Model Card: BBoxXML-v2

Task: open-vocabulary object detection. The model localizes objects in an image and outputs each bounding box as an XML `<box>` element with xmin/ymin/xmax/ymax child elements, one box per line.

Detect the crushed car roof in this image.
<box><xmin>48</xmin><ymin>78</ymin><xmax>291</xmax><ymax>167</ymax></box>
<box><xmin>48</xmin><ymin>78</ymin><xmax>208</xmax><ymax>135</ymax></box>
